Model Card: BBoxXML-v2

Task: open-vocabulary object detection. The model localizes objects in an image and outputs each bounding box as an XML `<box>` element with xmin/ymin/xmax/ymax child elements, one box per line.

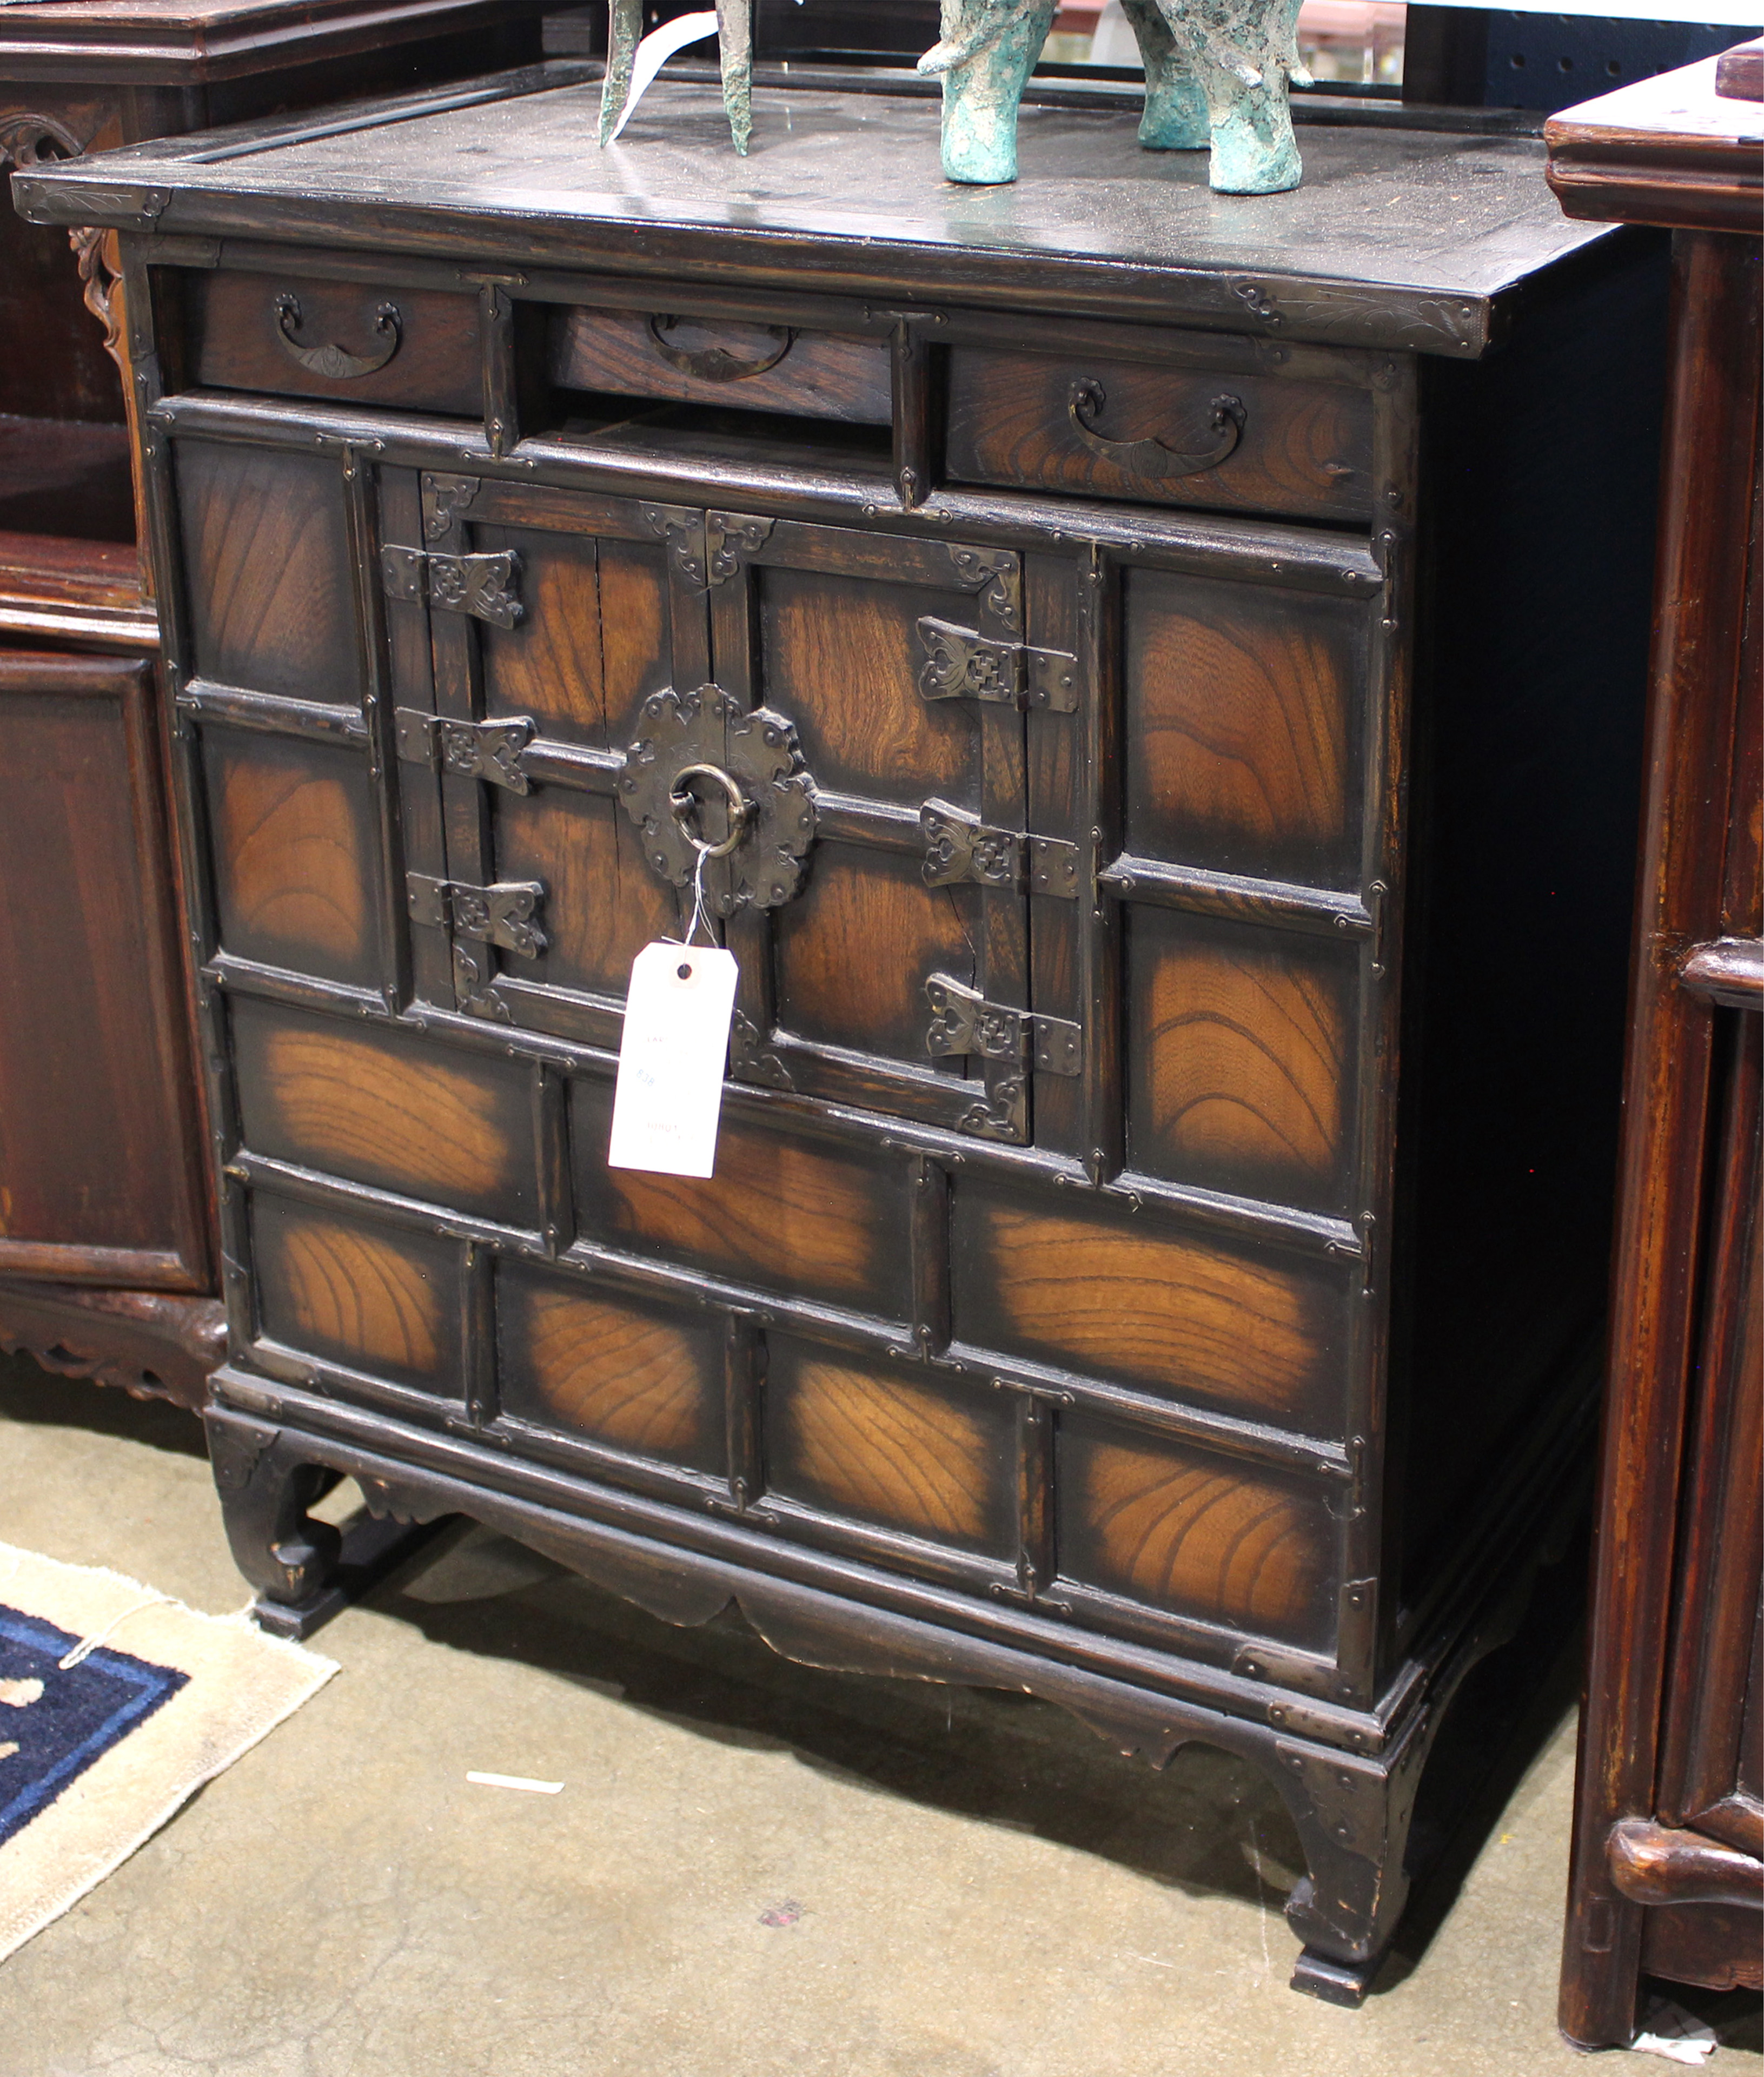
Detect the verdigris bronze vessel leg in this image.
<box><xmin>598</xmin><ymin>0</ymin><xmax>644</xmax><ymax>143</ymax></box>
<box><xmin>599</xmin><ymin>0</ymin><xmax>753</xmax><ymax>154</ymax></box>
<box><xmin>1120</xmin><ymin>0</ymin><xmax>1209</xmax><ymax>151</ymax></box>
<box><xmin>1158</xmin><ymin>0</ymin><xmax>1309</xmax><ymax>193</ymax></box>
<box><xmin>918</xmin><ymin>0</ymin><xmax>1059</xmax><ymax>185</ymax></box>
<box><xmin>716</xmin><ymin>0</ymin><xmax>754</xmax><ymax>155</ymax></box>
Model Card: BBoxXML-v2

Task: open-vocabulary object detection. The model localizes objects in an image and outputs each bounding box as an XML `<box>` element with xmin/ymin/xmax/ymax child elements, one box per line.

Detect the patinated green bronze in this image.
<box><xmin>920</xmin><ymin>0</ymin><xmax>1310</xmax><ymax>193</ymax></box>
<box><xmin>600</xmin><ymin>0</ymin><xmax>755</xmax><ymax>155</ymax></box>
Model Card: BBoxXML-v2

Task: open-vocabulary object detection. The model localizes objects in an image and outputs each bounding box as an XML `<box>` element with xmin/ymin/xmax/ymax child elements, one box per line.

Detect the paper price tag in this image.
<box><xmin>607</xmin><ymin>941</ymin><xmax>739</xmax><ymax>1178</ymax></box>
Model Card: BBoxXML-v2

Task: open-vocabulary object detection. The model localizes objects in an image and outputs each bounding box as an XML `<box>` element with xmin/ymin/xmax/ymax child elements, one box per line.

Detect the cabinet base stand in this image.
<box><xmin>202</xmin><ymin>1384</ymin><xmax>1591</xmax><ymax>1994</ymax></box>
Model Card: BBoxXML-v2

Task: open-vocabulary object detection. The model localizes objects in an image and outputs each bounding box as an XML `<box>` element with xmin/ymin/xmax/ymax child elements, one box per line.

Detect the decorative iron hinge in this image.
<box><xmin>925</xmin><ymin>975</ymin><xmax>1081</xmax><ymax>1076</ymax></box>
<box><xmin>916</xmin><ymin>618</ymin><xmax>1078</xmax><ymax>712</ymax></box>
<box><xmin>920</xmin><ymin>801</ymin><xmax>1079</xmax><ymax>897</ymax></box>
<box><xmin>381</xmin><ymin>544</ymin><xmax>522</xmax><ymax>629</ymax></box>
<box><xmin>406</xmin><ymin>872</ymin><xmax>546</xmax><ymax>957</ymax></box>
<box><xmin>395</xmin><ymin>709</ymin><xmax>533</xmax><ymax>793</ymax></box>
<box><xmin>638</xmin><ymin>504</ymin><xmax>775</xmax><ymax>589</ymax></box>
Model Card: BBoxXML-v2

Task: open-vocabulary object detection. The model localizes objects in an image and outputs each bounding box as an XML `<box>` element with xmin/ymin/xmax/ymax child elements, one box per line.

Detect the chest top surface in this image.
<box><xmin>15</xmin><ymin>65</ymin><xmax>1620</xmax><ymax>354</ymax></box>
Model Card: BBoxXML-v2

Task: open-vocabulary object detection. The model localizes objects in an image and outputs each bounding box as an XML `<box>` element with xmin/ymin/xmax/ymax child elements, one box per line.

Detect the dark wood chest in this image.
<box><xmin>15</xmin><ymin>68</ymin><xmax>1668</xmax><ymax>2001</ymax></box>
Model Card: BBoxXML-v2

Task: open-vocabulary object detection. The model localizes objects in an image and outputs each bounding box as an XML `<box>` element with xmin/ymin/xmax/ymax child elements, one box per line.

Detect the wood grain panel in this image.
<box><xmin>233</xmin><ymin>1001</ymin><xmax>532</xmax><ymax>1224</ymax></box>
<box><xmin>760</xmin><ymin>568</ymin><xmax>978</xmax><ymax>808</ymax></box>
<box><xmin>1130</xmin><ymin>910</ymin><xmax>1354</xmax><ymax>1213</ymax></box>
<box><xmin>553</xmin><ymin>307</ymin><xmax>891</xmax><ymax>424</ymax></box>
<box><xmin>946</xmin><ymin>348</ymin><xmax>1374</xmax><ymax>522</ymax></box>
<box><xmin>195</xmin><ymin>272</ymin><xmax>481</xmax><ymax>415</ymax></box>
<box><xmin>178</xmin><ymin>441</ymin><xmax>359</xmax><ymax>705</ymax></box>
<box><xmin>493</xmin><ymin>790</ymin><xmax>674</xmax><ymax>1000</ymax></box>
<box><xmin>254</xmin><ymin>1197</ymin><xmax>454</xmax><ymax>1390</ymax></box>
<box><xmin>478</xmin><ymin>526</ymin><xmax>604</xmax><ymax>744</ymax></box>
<box><xmin>1125</xmin><ymin>569</ymin><xmax>1363</xmax><ymax>888</ymax></box>
<box><xmin>0</xmin><ymin>657</ymin><xmax>208</xmax><ymax>1284</ymax></box>
<box><xmin>210</xmin><ymin>731</ymin><xmax>375</xmax><ymax>986</ymax></box>
<box><xmin>599</xmin><ymin>539</ymin><xmax>675</xmax><ymax>746</ymax></box>
<box><xmin>1060</xmin><ymin>1417</ymin><xmax>1334</xmax><ymax>1644</ymax></box>
<box><xmin>578</xmin><ymin>1098</ymin><xmax>907</xmax><ymax>1315</ymax></box>
<box><xmin>768</xmin><ymin>1339</ymin><xmax>1013</xmax><ymax>1551</ymax></box>
<box><xmin>773</xmin><ymin>843</ymin><xmax>977</xmax><ymax>1060</ymax></box>
<box><xmin>498</xmin><ymin>1267</ymin><xmax>718</xmax><ymax>1467</ymax></box>
<box><xmin>954</xmin><ymin>1190</ymin><xmax>1339</xmax><ymax>1429</ymax></box>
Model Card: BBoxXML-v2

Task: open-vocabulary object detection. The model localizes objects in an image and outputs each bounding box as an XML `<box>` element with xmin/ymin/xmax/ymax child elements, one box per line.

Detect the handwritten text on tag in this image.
<box><xmin>607</xmin><ymin>941</ymin><xmax>739</xmax><ymax>1178</ymax></box>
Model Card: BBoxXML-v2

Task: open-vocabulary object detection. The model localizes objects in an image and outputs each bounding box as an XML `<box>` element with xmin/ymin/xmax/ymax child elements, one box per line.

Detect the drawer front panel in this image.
<box><xmin>573</xmin><ymin>1088</ymin><xmax>913</xmax><ymax>1319</ymax></box>
<box><xmin>231</xmin><ymin>999</ymin><xmax>538</xmax><ymax>1228</ymax></box>
<box><xmin>205</xmin><ymin>726</ymin><xmax>381</xmax><ymax>989</ymax></box>
<box><xmin>253</xmin><ymin>1194</ymin><xmax>459</xmax><ymax>1393</ymax></box>
<box><xmin>194</xmin><ymin>272</ymin><xmax>482</xmax><ymax>416</ymax></box>
<box><xmin>497</xmin><ymin>1263</ymin><xmax>724</xmax><ymax>1475</ymax></box>
<box><xmin>1124</xmin><ymin>568</ymin><xmax>1368</xmax><ymax>891</ymax></box>
<box><xmin>947</xmin><ymin>348</ymin><xmax>1374</xmax><ymax>522</ymax></box>
<box><xmin>951</xmin><ymin>1186</ymin><xmax>1349</xmax><ymax>1437</ymax></box>
<box><xmin>1058</xmin><ymin>1412</ymin><xmax>1337</xmax><ymax>1651</ymax></box>
<box><xmin>1126</xmin><ymin>908</ymin><xmax>1361</xmax><ymax>1216</ymax></box>
<box><xmin>552</xmin><ymin>306</ymin><xmax>891</xmax><ymax>425</ymax></box>
<box><xmin>765</xmin><ymin>1334</ymin><xmax>1017</xmax><ymax>1558</ymax></box>
<box><xmin>177</xmin><ymin>441</ymin><xmax>360</xmax><ymax>704</ymax></box>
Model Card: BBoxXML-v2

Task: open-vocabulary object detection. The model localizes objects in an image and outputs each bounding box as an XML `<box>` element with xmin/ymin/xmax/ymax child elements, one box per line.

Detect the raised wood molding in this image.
<box><xmin>1607</xmin><ymin>1818</ymin><xmax>1764</xmax><ymax>1910</ymax></box>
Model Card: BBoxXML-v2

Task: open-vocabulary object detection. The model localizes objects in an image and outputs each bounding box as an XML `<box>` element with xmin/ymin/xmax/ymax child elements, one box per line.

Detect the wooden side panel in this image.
<box><xmin>758</xmin><ymin>567</ymin><xmax>980</xmax><ymax>808</ymax></box>
<box><xmin>1126</xmin><ymin>907</ymin><xmax>1358</xmax><ymax>1214</ymax></box>
<box><xmin>767</xmin><ymin>1334</ymin><xmax>1016</xmax><ymax>1555</ymax></box>
<box><xmin>575</xmin><ymin>1090</ymin><xmax>911</xmax><ymax>1318</ymax></box>
<box><xmin>553</xmin><ymin>308</ymin><xmax>892</xmax><ymax>424</ymax></box>
<box><xmin>0</xmin><ymin>656</ymin><xmax>209</xmax><ymax>1285</ymax></box>
<box><xmin>177</xmin><ymin>441</ymin><xmax>358</xmax><ymax>705</ymax></box>
<box><xmin>1058</xmin><ymin>1413</ymin><xmax>1337</xmax><ymax>1646</ymax></box>
<box><xmin>497</xmin><ymin>1264</ymin><xmax>722</xmax><ymax>1472</ymax></box>
<box><xmin>492</xmin><ymin>791</ymin><xmax>674</xmax><ymax>1001</ymax></box>
<box><xmin>1123</xmin><ymin>568</ymin><xmax>1367</xmax><ymax>890</ymax></box>
<box><xmin>952</xmin><ymin>1187</ymin><xmax>1345</xmax><ymax>1434</ymax></box>
<box><xmin>231</xmin><ymin>1000</ymin><xmax>535</xmax><ymax>1226</ymax></box>
<box><xmin>253</xmin><ymin>1195</ymin><xmax>456</xmax><ymax>1391</ymax></box>
<box><xmin>206</xmin><ymin>727</ymin><xmax>379</xmax><ymax>988</ymax></box>
<box><xmin>946</xmin><ymin>350</ymin><xmax>1375</xmax><ymax>522</ymax></box>
<box><xmin>194</xmin><ymin>272</ymin><xmax>482</xmax><ymax>416</ymax></box>
<box><xmin>770</xmin><ymin>844</ymin><xmax>978</xmax><ymax>1062</ymax></box>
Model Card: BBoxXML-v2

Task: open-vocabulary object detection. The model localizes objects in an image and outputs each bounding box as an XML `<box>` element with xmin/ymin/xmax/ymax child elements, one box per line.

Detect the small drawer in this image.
<box><xmin>192</xmin><ymin>270</ymin><xmax>482</xmax><ymax>416</ymax></box>
<box><xmin>945</xmin><ymin>346</ymin><xmax>1374</xmax><ymax>523</ymax></box>
<box><xmin>551</xmin><ymin>304</ymin><xmax>892</xmax><ymax>425</ymax></box>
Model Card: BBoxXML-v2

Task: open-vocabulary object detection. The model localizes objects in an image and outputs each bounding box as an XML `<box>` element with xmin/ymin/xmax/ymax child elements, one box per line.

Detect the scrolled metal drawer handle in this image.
<box><xmin>647</xmin><ymin>313</ymin><xmax>797</xmax><ymax>383</ymax></box>
<box><xmin>1066</xmin><ymin>378</ymin><xmax>1246</xmax><ymax>480</ymax></box>
<box><xmin>274</xmin><ymin>291</ymin><xmax>402</xmax><ymax>379</ymax></box>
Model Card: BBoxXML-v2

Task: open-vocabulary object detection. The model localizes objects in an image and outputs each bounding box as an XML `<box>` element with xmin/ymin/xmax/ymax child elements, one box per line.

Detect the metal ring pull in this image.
<box><xmin>668</xmin><ymin>763</ymin><xmax>751</xmax><ymax>859</ymax></box>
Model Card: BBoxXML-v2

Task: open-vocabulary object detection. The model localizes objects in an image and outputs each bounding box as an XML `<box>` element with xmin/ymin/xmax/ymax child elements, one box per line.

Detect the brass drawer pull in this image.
<box><xmin>273</xmin><ymin>290</ymin><xmax>402</xmax><ymax>379</ymax></box>
<box><xmin>647</xmin><ymin>313</ymin><xmax>797</xmax><ymax>382</ymax></box>
<box><xmin>1066</xmin><ymin>378</ymin><xmax>1245</xmax><ymax>480</ymax></box>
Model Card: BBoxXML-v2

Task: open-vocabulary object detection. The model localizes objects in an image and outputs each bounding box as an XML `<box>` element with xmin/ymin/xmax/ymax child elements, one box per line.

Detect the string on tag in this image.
<box><xmin>677</xmin><ymin>846</ymin><xmax>721</xmax><ymax>951</ymax></box>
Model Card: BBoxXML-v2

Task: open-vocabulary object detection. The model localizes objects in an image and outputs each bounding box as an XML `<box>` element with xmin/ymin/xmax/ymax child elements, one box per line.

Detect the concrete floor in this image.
<box><xmin>1</xmin><ymin>1352</ymin><xmax>1758</xmax><ymax>2077</ymax></box>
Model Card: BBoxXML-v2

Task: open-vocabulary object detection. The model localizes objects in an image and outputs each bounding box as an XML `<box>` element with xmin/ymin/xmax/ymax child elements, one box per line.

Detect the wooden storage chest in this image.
<box><xmin>15</xmin><ymin>67</ymin><xmax>1668</xmax><ymax>1998</ymax></box>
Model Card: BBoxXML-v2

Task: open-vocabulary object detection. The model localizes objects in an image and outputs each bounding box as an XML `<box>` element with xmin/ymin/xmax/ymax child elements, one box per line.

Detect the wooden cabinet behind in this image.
<box><xmin>1548</xmin><ymin>49</ymin><xmax>1764</xmax><ymax>2047</ymax></box>
<box><xmin>0</xmin><ymin>0</ymin><xmax>564</xmax><ymax>1405</ymax></box>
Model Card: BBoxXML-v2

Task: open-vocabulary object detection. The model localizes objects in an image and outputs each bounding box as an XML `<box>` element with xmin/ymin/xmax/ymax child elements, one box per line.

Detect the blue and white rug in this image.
<box><xmin>0</xmin><ymin>1543</ymin><xmax>335</xmax><ymax>1962</ymax></box>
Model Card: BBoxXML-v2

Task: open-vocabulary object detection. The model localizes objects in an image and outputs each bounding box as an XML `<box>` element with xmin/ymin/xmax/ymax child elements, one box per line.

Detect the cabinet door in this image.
<box><xmin>386</xmin><ymin>477</ymin><xmax>1085</xmax><ymax>1141</ymax></box>
<box><xmin>0</xmin><ymin>650</ymin><xmax>210</xmax><ymax>1289</ymax></box>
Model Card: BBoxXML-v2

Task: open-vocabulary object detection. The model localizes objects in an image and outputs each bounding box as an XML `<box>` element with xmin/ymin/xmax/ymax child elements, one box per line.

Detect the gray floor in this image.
<box><xmin>1</xmin><ymin>1352</ymin><xmax>1758</xmax><ymax>2077</ymax></box>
